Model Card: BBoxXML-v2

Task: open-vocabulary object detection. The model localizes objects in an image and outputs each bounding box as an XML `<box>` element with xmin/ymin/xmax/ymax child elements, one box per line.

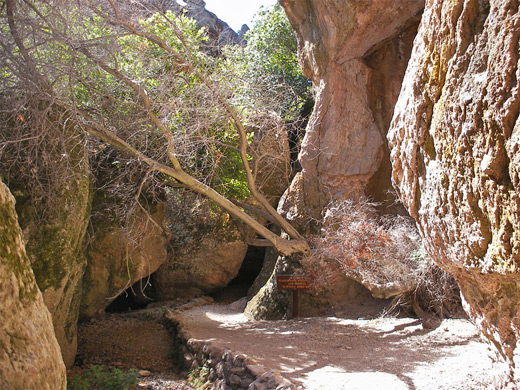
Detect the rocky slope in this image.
<box><xmin>0</xmin><ymin>180</ymin><xmax>67</xmax><ymax>390</ymax></box>
<box><xmin>388</xmin><ymin>0</ymin><xmax>520</xmax><ymax>384</ymax></box>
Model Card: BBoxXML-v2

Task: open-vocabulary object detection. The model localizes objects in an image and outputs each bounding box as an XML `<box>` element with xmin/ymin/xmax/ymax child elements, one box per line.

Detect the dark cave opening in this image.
<box><xmin>105</xmin><ymin>275</ymin><xmax>158</xmax><ymax>313</ymax></box>
<box><xmin>105</xmin><ymin>246</ymin><xmax>267</xmax><ymax>311</ymax></box>
<box><xmin>210</xmin><ymin>245</ymin><xmax>266</xmax><ymax>303</ymax></box>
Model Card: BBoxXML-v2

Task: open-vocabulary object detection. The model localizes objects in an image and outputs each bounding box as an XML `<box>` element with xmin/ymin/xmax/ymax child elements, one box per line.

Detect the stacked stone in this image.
<box><xmin>165</xmin><ymin>313</ymin><xmax>295</xmax><ymax>390</ymax></box>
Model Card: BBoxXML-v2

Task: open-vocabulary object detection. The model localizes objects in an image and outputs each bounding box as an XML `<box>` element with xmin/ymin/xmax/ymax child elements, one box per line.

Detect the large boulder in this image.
<box><xmin>0</xmin><ymin>180</ymin><xmax>67</xmax><ymax>390</ymax></box>
<box><xmin>246</xmin><ymin>0</ymin><xmax>425</xmax><ymax>319</ymax></box>
<box><xmin>81</xmin><ymin>202</ymin><xmax>169</xmax><ymax>317</ymax></box>
<box><xmin>279</xmin><ymin>0</ymin><xmax>424</xmax><ymax>216</ymax></box>
<box><xmin>8</xmin><ymin>111</ymin><xmax>92</xmax><ymax>367</ymax></box>
<box><xmin>388</xmin><ymin>0</ymin><xmax>520</xmax><ymax>383</ymax></box>
<box><xmin>155</xmin><ymin>193</ymin><xmax>248</xmax><ymax>299</ymax></box>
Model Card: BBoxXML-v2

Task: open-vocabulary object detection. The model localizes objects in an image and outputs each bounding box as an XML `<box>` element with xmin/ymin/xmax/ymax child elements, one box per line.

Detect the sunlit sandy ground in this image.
<box><xmin>178</xmin><ymin>301</ymin><xmax>508</xmax><ymax>389</ymax></box>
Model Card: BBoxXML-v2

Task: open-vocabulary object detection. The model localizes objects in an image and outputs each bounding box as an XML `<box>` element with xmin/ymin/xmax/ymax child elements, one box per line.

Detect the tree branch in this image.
<box><xmin>97</xmin><ymin>2</ymin><xmax>305</xmax><ymax>241</ymax></box>
<box><xmin>73</xmin><ymin>109</ymin><xmax>309</xmax><ymax>256</ymax></box>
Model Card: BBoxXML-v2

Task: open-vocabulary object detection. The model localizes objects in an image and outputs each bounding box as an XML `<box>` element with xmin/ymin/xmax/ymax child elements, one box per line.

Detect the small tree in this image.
<box><xmin>0</xmin><ymin>0</ymin><xmax>309</xmax><ymax>256</ymax></box>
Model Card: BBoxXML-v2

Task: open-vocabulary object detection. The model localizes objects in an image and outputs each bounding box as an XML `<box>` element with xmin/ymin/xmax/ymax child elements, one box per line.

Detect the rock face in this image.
<box><xmin>182</xmin><ymin>0</ymin><xmax>241</xmax><ymax>45</ymax></box>
<box><xmin>246</xmin><ymin>0</ymin><xmax>424</xmax><ymax>319</ymax></box>
<box><xmin>12</xmin><ymin>118</ymin><xmax>92</xmax><ymax>367</ymax></box>
<box><xmin>150</xmin><ymin>0</ymin><xmax>241</xmax><ymax>45</ymax></box>
<box><xmin>0</xmin><ymin>180</ymin><xmax>67</xmax><ymax>390</ymax></box>
<box><xmin>155</xmin><ymin>194</ymin><xmax>248</xmax><ymax>299</ymax></box>
<box><xmin>81</xmin><ymin>203</ymin><xmax>169</xmax><ymax>317</ymax></box>
<box><xmin>388</xmin><ymin>0</ymin><xmax>520</xmax><ymax>382</ymax></box>
<box><xmin>280</xmin><ymin>0</ymin><xmax>424</xmax><ymax>217</ymax></box>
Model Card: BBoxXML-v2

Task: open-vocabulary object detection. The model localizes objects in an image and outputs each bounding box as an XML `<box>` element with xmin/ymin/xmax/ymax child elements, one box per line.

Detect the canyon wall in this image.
<box><xmin>388</xmin><ymin>0</ymin><xmax>520</xmax><ymax>383</ymax></box>
<box><xmin>0</xmin><ymin>180</ymin><xmax>67</xmax><ymax>390</ymax></box>
<box><xmin>279</xmin><ymin>0</ymin><xmax>424</xmax><ymax>219</ymax></box>
<box><xmin>6</xmin><ymin>112</ymin><xmax>93</xmax><ymax>367</ymax></box>
<box><xmin>245</xmin><ymin>0</ymin><xmax>425</xmax><ymax>319</ymax></box>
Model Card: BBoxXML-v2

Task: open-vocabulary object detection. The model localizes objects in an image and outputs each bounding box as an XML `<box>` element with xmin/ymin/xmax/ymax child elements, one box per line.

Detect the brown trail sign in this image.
<box><xmin>276</xmin><ymin>275</ymin><xmax>311</xmax><ymax>318</ymax></box>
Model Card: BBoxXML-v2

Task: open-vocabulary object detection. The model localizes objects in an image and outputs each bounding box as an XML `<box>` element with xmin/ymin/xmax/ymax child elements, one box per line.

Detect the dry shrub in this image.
<box><xmin>302</xmin><ymin>199</ymin><xmax>461</xmax><ymax>317</ymax></box>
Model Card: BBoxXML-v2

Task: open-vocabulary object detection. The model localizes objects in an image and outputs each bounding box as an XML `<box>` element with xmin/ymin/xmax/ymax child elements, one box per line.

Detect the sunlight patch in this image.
<box><xmin>204</xmin><ymin>310</ymin><xmax>249</xmax><ymax>325</ymax></box>
<box><xmin>303</xmin><ymin>367</ymin><xmax>408</xmax><ymax>390</ymax></box>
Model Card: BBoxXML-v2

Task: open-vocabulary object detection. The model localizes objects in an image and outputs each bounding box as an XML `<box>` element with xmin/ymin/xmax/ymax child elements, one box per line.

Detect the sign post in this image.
<box><xmin>276</xmin><ymin>274</ymin><xmax>311</xmax><ymax>318</ymax></box>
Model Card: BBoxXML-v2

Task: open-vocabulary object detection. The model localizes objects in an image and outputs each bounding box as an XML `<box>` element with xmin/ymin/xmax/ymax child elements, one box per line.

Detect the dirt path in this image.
<box><xmin>177</xmin><ymin>300</ymin><xmax>507</xmax><ymax>390</ymax></box>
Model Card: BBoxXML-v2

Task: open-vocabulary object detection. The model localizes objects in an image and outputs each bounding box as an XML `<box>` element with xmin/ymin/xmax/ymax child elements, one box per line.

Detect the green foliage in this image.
<box><xmin>1</xmin><ymin>1</ymin><xmax>305</xmax><ymax>210</ymax></box>
<box><xmin>67</xmin><ymin>366</ymin><xmax>139</xmax><ymax>390</ymax></box>
<box><xmin>187</xmin><ymin>365</ymin><xmax>210</xmax><ymax>387</ymax></box>
<box><xmin>222</xmin><ymin>4</ymin><xmax>312</xmax><ymax>121</ymax></box>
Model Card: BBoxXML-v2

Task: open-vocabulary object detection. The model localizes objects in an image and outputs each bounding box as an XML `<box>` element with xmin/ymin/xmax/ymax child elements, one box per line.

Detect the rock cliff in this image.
<box><xmin>149</xmin><ymin>0</ymin><xmax>242</xmax><ymax>45</ymax></box>
<box><xmin>280</xmin><ymin>0</ymin><xmax>424</xmax><ymax>217</ymax></box>
<box><xmin>388</xmin><ymin>0</ymin><xmax>520</xmax><ymax>383</ymax></box>
<box><xmin>0</xmin><ymin>180</ymin><xmax>66</xmax><ymax>390</ymax></box>
<box><xmin>245</xmin><ymin>0</ymin><xmax>425</xmax><ymax>319</ymax></box>
<box><xmin>7</xmin><ymin>110</ymin><xmax>92</xmax><ymax>367</ymax></box>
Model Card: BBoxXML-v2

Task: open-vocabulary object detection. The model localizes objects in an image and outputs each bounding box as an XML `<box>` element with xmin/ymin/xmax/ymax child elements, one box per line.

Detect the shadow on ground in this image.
<box><xmin>178</xmin><ymin>301</ymin><xmax>504</xmax><ymax>390</ymax></box>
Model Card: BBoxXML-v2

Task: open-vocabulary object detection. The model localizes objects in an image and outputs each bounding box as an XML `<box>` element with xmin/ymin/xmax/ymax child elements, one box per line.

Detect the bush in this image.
<box><xmin>302</xmin><ymin>199</ymin><xmax>461</xmax><ymax>317</ymax></box>
<box><xmin>67</xmin><ymin>365</ymin><xmax>139</xmax><ymax>390</ymax></box>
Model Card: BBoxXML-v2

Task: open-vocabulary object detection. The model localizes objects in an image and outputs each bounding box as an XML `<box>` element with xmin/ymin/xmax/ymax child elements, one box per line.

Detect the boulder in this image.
<box><xmin>81</xmin><ymin>202</ymin><xmax>169</xmax><ymax>317</ymax></box>
<box><xmin>155</xmin><ymin>193</ymin><xmax>248</xmax><ymax>299</ymax></box>
<box><xmin>0</xmin><ymin>180</ymin><xmax>66</xmax><ymax>390</ymax></box>
<box><xmin>388</xmin><ymin>0</ymin><xmax>520</xmax><ymax>383</ymax></box>
<box><xmin>246</xmin><ymin>0</ymin><xmax>425</xmax><ymax>319</ymax></box>
<box><xmin>9</xmin><ymin>113</ymin><xmax>92</xmax><ymax>367</ymax></box>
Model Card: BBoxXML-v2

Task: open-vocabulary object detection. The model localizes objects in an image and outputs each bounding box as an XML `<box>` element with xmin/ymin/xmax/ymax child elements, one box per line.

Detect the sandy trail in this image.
<box><xmin>178</xmin><ymin>300</ymin><xmax>507</xmax><ymax>389</ymax></box>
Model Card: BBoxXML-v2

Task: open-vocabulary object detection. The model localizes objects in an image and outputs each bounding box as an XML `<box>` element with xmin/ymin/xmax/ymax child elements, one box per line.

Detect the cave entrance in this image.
<box><xmin>105</xmin><ymin>274</ymin><xmax>158</xmax><ymax>313</ymax></box>
<box><xmin>210</xmin><ymin>245</ymin><xmax>266</xmax><ymax>303</ymax></box>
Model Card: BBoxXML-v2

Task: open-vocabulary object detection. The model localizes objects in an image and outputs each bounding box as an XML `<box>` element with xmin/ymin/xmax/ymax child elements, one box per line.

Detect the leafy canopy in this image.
<box><xmin>223</xmin><ymin>4</ymin><xmax>312</xmax><ymax>122</ymax></box>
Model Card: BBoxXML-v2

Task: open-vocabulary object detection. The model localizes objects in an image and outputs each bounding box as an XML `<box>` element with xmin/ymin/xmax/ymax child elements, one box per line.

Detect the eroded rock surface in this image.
<box><xmin>81</xmin><ymin>203</ymin><xmax>169</xmax><ymax>317</ymax></box>
<box><xmin>280</xmin><ymin>0</ymin><xmax>424</xmax><ymax>215</ymax></box>
<box><xmin>149</xmin><ymin>0</ymin><xmax>241</xmax><ymax>45</ymax></box>
<box><xmin>0</xmin><ymin>180</ymin><xmax>66</xmax><ymax>390</ymax></box>
<box><xmin>388</xmin><ymin>0</ymin><xmax>520</xmax><ymax>383</ymax></box>
<box><xmin>155</xmin><ymin>194</ymin><xmax>248</xmax><ymax>299</ymax></box>
<box><xmin>246</xmin><ymin>0</ymin><xmax>424</xmax><ymax>319</ymax></box>
<box><xmin>10</xmin><ymin>116</ymin><xmax>92</xmax><ymax>367</ymax></box>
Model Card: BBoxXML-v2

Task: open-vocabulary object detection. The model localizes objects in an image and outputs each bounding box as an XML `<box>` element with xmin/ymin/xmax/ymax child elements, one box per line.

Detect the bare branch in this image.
<box><xmin>95</xmin><ymin>2</ymin><xmax>304</xmax><ymax>240</ymax></box>
<box><xmin>74</xmin><ymin>109</ymin><xmax>308</xmax><ymax>256</ymax></box>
